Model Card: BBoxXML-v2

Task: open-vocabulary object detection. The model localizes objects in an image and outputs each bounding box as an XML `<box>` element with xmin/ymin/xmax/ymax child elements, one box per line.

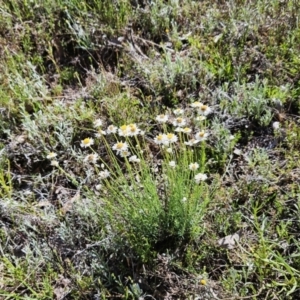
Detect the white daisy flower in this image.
<box><xmin>95</xmin><ymin>184</ymin><xmax>102</xmax><ymax>191</ymax></box>
<box><xmin>47</xmin><ymin>152</ymin><xmax>57</xmax><ymax>159</ymax></box>
<box><xmin>127</xmin><ymin>123</ymin><xmax>140</xmax><ymax>136</ymax></box>
<box><xmin>112</xmin><ymin>141</ymin><xmax>128</xmax><ymax>154</ymax></box>
<box><xmin>95</xmin><ymin>129</ymin><xmax>106</xmax><ymax>138</ymax></box>
<box><xmin>173</xmin><ymin>108</ymin><xmax>184</xmax><ymax>115</ymax></box>
<box><xmin>93</xmin><ymin>118</ymin><xmax>103</xmax><ymax>128</ymax></box>
<box><xmin>118</xmin><ymin>125</ymin><xmax>130</xmax><ymax>137</ymax></box>
<box><xmin>83</xmin><ymin>153</ymin><xmax>98</xmax><ymax>164</ymax></box>
<box><xmin>129</xmin><ymin>155</ymin><xmax>141</xmax><ymax>163</ymax></box>
<box><xmin>164</xmin><ymin>133</ymin><xmax>178</xmax><ymax>145</ymax></box>
<box><xmin>51</xmin><ymin>160</ymin><xmax>59</xmax><ymax>167</ymax></box>
<box><xmin>106</xmin><ymin>124</ymin><xmax>118</xmax><ymax>134</ymax></box>
<box><xmin>272</xmin><ymin>121</ymin><xmax>280</xmax><ymax>130</ymax></box>
<box><xmin>184</xmin><ymin>138</ymin><xmax>200</xmax><ymax>146</ymax></box>
<box><xmin>81</xmin><ymin>137</ymin><xmax>94</xmax><ymax>148</ymax></box>
<box><xmin>156</xmin><ymin>114</ymin><xmax>169</xmax><ymax>123</ymax></box>
<box><xmin>190</xmin><ymin>101</ymin><xmax>203</xmax><ymax>108</ymax></box>
<box><xmin>154</xmin><ymin>133</ymin><xmax>167</xmax><ymax>145</ymax></box>
<box><xmin>166</xmin><ymin>147</ymin><xmax>173</xmax><ymax>153</ymax></box>
<box><xmin>169</xmin><ymin>161</ymin><xmax>176</xmax><ymax>168</ymax></box>
<box><xmin>196</xmin><ymin>116</ymin><xmax>207</xmax><ymax>122</ymax></box>
<box><xmin>99</xmin><ymin>170</ymin><xmax>110</xmax><ymax>179</ymax></box>
<box><xmin>172</xmin><ymin>117</ymin><xmax>186</xmax><ymax>127</ymax></box>
<box><xmin>195</xmin><ymin>131</ymin><xmax>209</xmax><ymax>141</ymax></box>
<box><xmin>195</xmin><ymin>173</ymin><xmax>208</xmax><ymax>183</ymax></box>
<box><xmin>119</xmin><ymin>150</ymin><xmax>131</xmax><ymax>157</ymax></box>
<box><xmin>198</xmin><ymin>104</ymin><xmax>212</xmax><ymax>116</ymax></box>
<box><xmin>181</xmin><ymin>127</ymin><xmax>192</xmax><ymax>134</ymax></box>
<box><xmin>189</xmin><ymin>162</ymin><xmax>199</xmax><ymax>171</ymax></box>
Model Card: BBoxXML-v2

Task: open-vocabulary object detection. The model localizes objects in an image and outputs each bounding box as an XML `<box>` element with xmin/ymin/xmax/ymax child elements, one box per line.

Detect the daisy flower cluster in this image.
<box><xmin>46</xmin><ymin>101</ymin><xmax>213</xmax><ymax>188</ymax></box>
<box><xmin>152</xmin><ymin>101</ymin><xmax>213</xmax><ymax>183</ymax></box>
<box><xmin>85</xmin><ymin>121</ymin><xmax>144</xmax><ymax>161</ymax></box>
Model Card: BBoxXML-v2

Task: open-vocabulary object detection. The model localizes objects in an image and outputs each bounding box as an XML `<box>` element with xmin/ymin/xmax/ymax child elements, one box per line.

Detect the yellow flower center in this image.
<box><xmin>129</xmin><ymin>124</ymin><xmax>137</xmax><ymax>132</ymax></box>
<box><xmin>83</xmin><ymin>138</ymin><xmax>90</xmax><ymax>145</ymax></box>
<box><xmin>200</xmin><ymin>279</ymin><xmax>206</xmax><ymax>285</ymax></box>
<box><xmin>116</xmin><ymin>143</ymin><xmax>124</xmax><ymax>149</ymax></box>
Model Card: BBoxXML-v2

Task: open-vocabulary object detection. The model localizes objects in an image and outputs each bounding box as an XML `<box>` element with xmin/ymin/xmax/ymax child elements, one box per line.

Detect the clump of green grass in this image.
<box><xmin>44</xmin><ymin>103</ymin><xmax>215</xmax><ymax>261</ymax></box>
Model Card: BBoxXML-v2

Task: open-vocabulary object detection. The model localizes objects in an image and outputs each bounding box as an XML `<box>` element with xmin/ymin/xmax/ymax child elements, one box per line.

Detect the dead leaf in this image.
<box><xmin>54</xmin><ymin>275</ymin><xmax>71</xmax><ymax>300</ymax></box>
<box><xmin>8</xmin><ymin>134</ymin><xmax>28</xmax><ymax>150</ymax></box>
<box><xmin>233</xmin><ymin>148</ymin><xmax>242</xmax><ymax>155</ymax></box>
<box><xmin>218</xmin><ymin>232</ymin><xmax>240</xmax><ymax>249</ymax></box>
<box><xmin>61</xmin><ymin>191</ymin><xmax>80</xmax><ymax>215</ymax></box>
<box><xmin>213</xmin><ymin>33</ymin><xmax>223</xmax><ymax>43</ymax></box>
